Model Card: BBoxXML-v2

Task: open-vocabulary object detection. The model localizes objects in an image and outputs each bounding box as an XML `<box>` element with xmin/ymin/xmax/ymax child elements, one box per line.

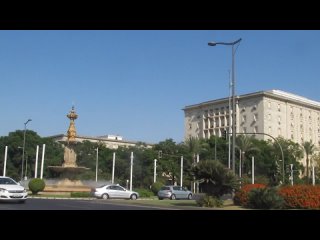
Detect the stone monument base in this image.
<box><xmin>44</xmin><ymin>178</ymin><xmax>91</xmax><ymax>192</ymax></box>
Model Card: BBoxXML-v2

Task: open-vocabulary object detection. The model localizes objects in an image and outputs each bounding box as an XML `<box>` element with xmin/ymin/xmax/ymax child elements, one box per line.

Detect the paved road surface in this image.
<box><xmin>0</xmin><ymin>198</ymin><xmax>181</xmax><ymax>210</ymax></box>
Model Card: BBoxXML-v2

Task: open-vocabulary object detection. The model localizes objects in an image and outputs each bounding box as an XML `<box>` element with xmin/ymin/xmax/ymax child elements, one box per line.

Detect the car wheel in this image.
<box><xmin>130</xmin><ymin>194</ymin><xmax>137</xmax><ymax>200</ymax></box>
<box><xmin>158</xmin><ymin>197</ymin><xmax>163</xmax><ymax>200</ymax></box>
<box><xmin>102</xmin><ymin>194</ymin><xmax>109</xmax><ymax>200</ymax></box>
<box><xmin>188</xmin><ymin>194</ymin><xmax>193</xmax><ymax>200</ymax></box>
<box><xmin>170</xmin><ymin>194</ymin><xmax>176</xmax><ymax>200</ymax></box>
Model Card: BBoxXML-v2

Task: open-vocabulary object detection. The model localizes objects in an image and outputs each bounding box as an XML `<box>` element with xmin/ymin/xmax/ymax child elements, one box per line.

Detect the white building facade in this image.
<box><xmin>183</xmin><ymin>90</ymin><xmax>320</xmax><ymax>147</ymax></box>
<box><xmin>50</xmin><ymin>134</ymin><xmax>153</xmax><ymax>149</ymax></box>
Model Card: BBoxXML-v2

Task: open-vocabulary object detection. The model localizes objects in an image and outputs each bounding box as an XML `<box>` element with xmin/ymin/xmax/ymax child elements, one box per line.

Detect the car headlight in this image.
<box><xmin>0</xmin><ymin>188</ymin><xmax>8</xmax><ymax>193</ymax></box>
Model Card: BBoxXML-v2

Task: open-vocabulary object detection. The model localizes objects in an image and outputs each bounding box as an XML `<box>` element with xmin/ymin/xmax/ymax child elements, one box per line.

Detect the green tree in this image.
<box><xmin>302</xmin><ymin>141</ymin><xmax>316</xmax><ymax>184</ymax></box>
<box><xmin>236</xmin><ymin>135</ymin><xmax>259</xmax><ymax>176</ymax></box>
<box><xmin>192</xmin><ymin>160</ymin><xmax>239</xmax><ymax>197</ymax></box>
<box><xmin>154</xmin><ymin>139</ymin><xmax>181</xmax><ymax>185</ymax></box>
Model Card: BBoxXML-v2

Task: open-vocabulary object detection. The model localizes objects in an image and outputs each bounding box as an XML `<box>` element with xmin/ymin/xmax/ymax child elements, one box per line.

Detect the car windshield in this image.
<box><xmin>0</xmin><ymin>178</ymin><xmax>16</xmax><ymax>185</ymax></box>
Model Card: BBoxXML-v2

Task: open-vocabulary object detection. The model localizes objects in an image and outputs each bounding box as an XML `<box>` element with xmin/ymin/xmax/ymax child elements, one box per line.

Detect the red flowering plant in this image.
<box><xmin>233</xmin><ymin>183</ymin><xmax>266</xmax><ymax>207</ymax></box>
<box><xmin>279</xmin><ymin>185</ymin><xmax>320</xmax><ymax>209</ymax></box>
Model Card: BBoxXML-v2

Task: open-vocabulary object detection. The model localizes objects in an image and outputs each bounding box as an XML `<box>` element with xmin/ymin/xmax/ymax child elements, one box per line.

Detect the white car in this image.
<box><xmin>91</xmin><ymin>184</ymin><xmax>139</xmax><ymax>200</ymax></box>
<box><xmin>0</xmin><ymin>177</ymin><xmax>28</xmax><ymax>203</ymax></box>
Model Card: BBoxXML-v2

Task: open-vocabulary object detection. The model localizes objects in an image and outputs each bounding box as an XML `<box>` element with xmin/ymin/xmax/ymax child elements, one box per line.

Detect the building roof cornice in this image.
<box><xmin>183</xmin><ymin>89</ymin><xmax>320</xmax><ymax>111</ymax></box>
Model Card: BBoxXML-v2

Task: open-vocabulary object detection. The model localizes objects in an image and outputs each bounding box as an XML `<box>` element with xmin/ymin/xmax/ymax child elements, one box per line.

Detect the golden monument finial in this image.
<box><xmin>67</xmin><ymin>106</ymin><xmax>78</xmax><ymax>143</ymax></box>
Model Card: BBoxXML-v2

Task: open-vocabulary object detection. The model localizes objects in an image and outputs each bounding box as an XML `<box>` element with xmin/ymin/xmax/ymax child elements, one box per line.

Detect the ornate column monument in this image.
<box><xmin>48</xmin><ymin>106</ymin><xmax>89</xmax><ymax>191</ymax></box>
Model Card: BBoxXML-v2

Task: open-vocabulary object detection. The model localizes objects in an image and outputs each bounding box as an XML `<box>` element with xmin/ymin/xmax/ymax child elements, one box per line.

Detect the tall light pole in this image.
<box><xmin>21</xmin><ymin>119</ymin><xmax>32</xmax><ymax>181</ymax></box>
<box><xmin>130</xmin><ymin>152</ymin><xmax>133</xmax><ymax>191</ymax></box>
<box><xmin>208</xmin><ymin>38</ymin><xmax>242</xmax><ymax>173</ymax></box>
<box><xmin>112</xmin><ymin>152</ymin><xmax>116</xmax><ymax>184</ymax></box>
<box><xmin>95</xmin><ymin>147</ymin><xmax>99</xmax><ymax>182</ymax></box>
<box><xmin>154</xmin><ymin>159</ymin><xmax>157</xmax><ymax>183</ymax></box>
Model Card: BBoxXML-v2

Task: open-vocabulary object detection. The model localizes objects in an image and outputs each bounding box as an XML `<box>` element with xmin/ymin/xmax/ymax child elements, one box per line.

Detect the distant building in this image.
<box><xmin>50</xmin><ymin>106</ymin><xmax>154</xmax><ymax>149</ymax></box>
<box><xmin>49</xmin><ymin>134</ymin><xmax>153</xmax><ymax>149</ymax></box>
<box><xmin>183</xmin><ymin>89</ymin><xmax>320</xmax><ymax>147</ymax></box>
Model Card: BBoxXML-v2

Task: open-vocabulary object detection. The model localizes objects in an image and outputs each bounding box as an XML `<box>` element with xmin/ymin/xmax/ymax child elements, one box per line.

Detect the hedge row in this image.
<box><xmin>234</xmin><ymin>184</ymin><xmax>320</xmax><ymax>209</ymax></box>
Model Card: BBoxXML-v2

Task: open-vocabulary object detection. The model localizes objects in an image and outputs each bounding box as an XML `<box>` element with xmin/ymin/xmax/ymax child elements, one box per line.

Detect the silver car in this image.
<box><xmin>91</xmin><ymin>184</ymin><xmax>139</xmax><ymax>200</ymax></box>
<box><xmin>158</xmin><ymin>185</ymin><xmax>193</xmax><ymax>200</ymax></box>
<box><xmin>0</xmin><ymin>177</ymin><xmax>28</xmax><ymax>203</ymax></box>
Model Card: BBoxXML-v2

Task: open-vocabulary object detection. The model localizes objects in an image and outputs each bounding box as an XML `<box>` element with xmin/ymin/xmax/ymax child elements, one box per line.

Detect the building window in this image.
<box><xmin>253</xmin><ymin>114</ymin><xmax>258</xmax><ymax>122</ymax></box>
<box><xmin>290</xmin><ymin>112</ymin><xmax>294</xmax><ymax>120</ymax></box>
<box><xmin>189</xmin><ymin>124</ymin><xmax>192</xmax><ymax>130</ymax></box>
<box><xmin>268</xmin><ymin>126</ymin><xmax>272</xmax><ymax>134</ymax></box>
<box><xmin>278</xmin><ymin>116</ymin><xmax>281</xmax><ymax>124</ymax></box>
<box><xmin>252</xmin><ymin>105</ymin><xmax>257</xmax><ymax>111</ymax></box>
<box><xmin>268</xmin><ymin>114</ymin><xmax>271</xmax><ymax>121</ymax></box>
<box><xmin>242</xmin><ymin>115</ymin><xmax>246</xmax><ymax>123</ymax></box>
<box><xmin>268</xmin><ymin>101</ymin><xmax>271</xmax><ymax>109</ymax></box>
<box><xmin>254</xmin><ymin>126</ymin><xmax>258</xmax><ymax>133</ymax></box>
<box><xmin>243</xmin><ymin>127</ymin><xmax>247</xmax><ymax>133</ymax></box>
<box><xmin>278</xmin><ymin>104</ymin><xmax>281</xmax><ymax>112</ymax></box>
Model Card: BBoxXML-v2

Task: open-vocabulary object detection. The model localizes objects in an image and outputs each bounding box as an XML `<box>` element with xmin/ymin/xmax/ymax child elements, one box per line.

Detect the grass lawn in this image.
<box><xmin>29</xmin><ymin>192</ymin><xmax>245</xmax><ymax>209</ymax></box>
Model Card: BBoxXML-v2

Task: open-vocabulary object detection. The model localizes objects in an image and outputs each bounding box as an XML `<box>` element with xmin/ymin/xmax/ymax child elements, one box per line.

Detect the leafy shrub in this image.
<box><xmin>193</xmin><ymin>160</ymin><xmax>239</xmax><ymax>197</ymax></box>
<box><xmin>151</xmin><ymin>182</ymin><xmax>163</xmax><ymax>195</ymax></box>
<box><xmin>196</xmin><ymin>194</ymin><xmax>223</xmax><ymax>208</ymax></box>
<box><xmin>134</xmin><ymin>188</ymin><xmax>154</xmax><ymax>198</ymax></box>
<box><xmin>279</xmin><ymin>185</ymin><xmax>320</xmax><ymax>209</ymax></box>
<box><xmin>28</xmin><ymin>178</ymin><xmax>45</xmax><ymax>195</ymax></box>
<box><xmin>247</xmin><ymin>187</ymin><xmax>284</xmax><ymax>209</ymax></box>
<box><xmin>233</xmin><ymin>183</ymin><xmax>266</xmax><ymax>206</ymax></box>
<box><xmin>70</xmin><ymin>192</ymin><xmax>91</xmax><ymax>198</ymax></box>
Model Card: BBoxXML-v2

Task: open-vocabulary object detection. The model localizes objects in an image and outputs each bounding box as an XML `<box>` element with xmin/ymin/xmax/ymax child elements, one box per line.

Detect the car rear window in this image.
<box><xmin>160</xmin><ymin>186</ymin><xmax>170</xmax><ymax>190</ymax></box>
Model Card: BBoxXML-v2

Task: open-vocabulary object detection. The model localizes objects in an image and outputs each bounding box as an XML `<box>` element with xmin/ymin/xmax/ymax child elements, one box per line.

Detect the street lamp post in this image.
<box><xmin>208</xmin><ymin>38</ymin><xmax>242</xmax><ymax>173</ymax></box>
<box><xmin>95</xmin><ymin>147</ymin><xmax>99</xmax><ymax>182</ymax></box>
<box><xmin>21</xmin><ymin>119</ymin><xmax>32</xmax><ymax>181</ymax></box>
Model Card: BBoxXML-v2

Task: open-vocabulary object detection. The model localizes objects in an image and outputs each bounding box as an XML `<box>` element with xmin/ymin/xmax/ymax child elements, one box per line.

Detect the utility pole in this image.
<box><xmin>154</xmin><ymin>159</ymin><xmax>157</xmax><ymax>183</ymax></box>
<box><xmin>112</xmin><ymin>152</ymin><xmax>115</xmax><ymax>184</ymax></box>
<box><xmin>130</xmin><ymin>152</ymin><xmax>133</xmax><ymax>191</ymax></box>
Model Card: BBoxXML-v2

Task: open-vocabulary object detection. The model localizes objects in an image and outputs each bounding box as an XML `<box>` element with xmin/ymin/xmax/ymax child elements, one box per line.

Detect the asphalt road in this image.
<box><xmin>0</xmin><ymin>198</ymin><xmax>180</xmax><ymax>210</ymax></box>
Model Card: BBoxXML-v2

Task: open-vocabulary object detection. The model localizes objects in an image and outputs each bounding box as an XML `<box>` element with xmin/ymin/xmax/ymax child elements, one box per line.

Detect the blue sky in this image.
<box><xmin>1</xmin><ymin>30</ymin><xmax>320</xmax><ymax>144</ymax></box>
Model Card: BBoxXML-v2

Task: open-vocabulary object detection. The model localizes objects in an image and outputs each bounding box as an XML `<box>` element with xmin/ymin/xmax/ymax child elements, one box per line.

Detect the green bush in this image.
<box><xmin>151</xmin><ymin>182</ymin><xmax>163</xmax><ymax>195</ymax></box>
<box><xmin>28</xmin><ymin>178</ymin><xmax>46</xmax><ymax>195</ymax></box>
<box><xmin>70</xmin><ymin>192</ymin><xmax>91</xmax><ymax>198</ymax></box>
<box><xmin>247</xmin><ymin>187</ymin><xmax>284</xmax><ymax>209</ymax></box>
<box><xmin>233</xmin><ymin>184</ymin><xmax>266</xmax><ymax>206</ymax></box>
<box><xmin>134</xmin><ymin>188</ymin><xmax>154</xmax><ymax>198</ymax></box>
<box><xmin>196</xmin><ymin>194</ymin><xmax>223</xmax><ymax>208</ymax></box>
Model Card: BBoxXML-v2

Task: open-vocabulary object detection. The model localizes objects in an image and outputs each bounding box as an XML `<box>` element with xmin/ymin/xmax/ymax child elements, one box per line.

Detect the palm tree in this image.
<box><xmin>184</xmin><ymin>136</ymin><xmax>208</xmax><ymax>162</ymax></box>
<box><xmin>192</xmin><ymin>160</ymin><xmax>239</xmax><ymax>197</ymax></box>
<box><xmin>235</xmin><ymin>135</ymin><xmax>259</xmax><ymax>176</ymax></box>
<box><xmin>302</xmin><ymin>141</ymin><xmax>316</xmax><ymax>184</ymax></box>
<box><xmin>184</xmin><ymin>136</ymin><xmax>209</xmax><ymax>192</ymax></box>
